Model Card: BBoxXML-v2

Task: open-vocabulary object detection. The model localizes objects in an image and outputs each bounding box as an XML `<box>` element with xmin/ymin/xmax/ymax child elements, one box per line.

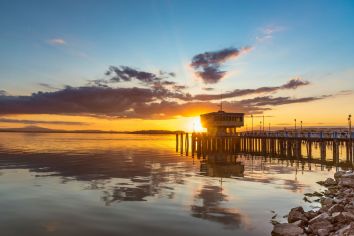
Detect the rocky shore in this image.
<box><xmin>272</xmin><ymin>171</ymin><xmax>354</xmax><ymax>236</ymax></box>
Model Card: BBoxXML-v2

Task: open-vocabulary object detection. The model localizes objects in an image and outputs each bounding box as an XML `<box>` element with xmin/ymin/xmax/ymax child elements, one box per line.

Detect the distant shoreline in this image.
<box><xmin>0</xmin><ymin>129</ymin><xmax>184</xmax><ymax>135</ymax></box>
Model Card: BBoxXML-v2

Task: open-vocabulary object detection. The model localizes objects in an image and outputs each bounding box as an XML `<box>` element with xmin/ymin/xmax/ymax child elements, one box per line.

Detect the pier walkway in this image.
<box><xmin>176</xmin><ymin>131</ymin><xmax>354</xmax><ymax>168</ymax></box>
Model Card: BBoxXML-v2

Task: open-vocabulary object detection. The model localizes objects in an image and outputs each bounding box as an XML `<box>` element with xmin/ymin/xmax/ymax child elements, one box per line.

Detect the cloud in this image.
<box><xmin>0</xmin><ymin>90</ymin><xmax>8</xmax><ymax>96</ymax></box>
<box><xmin>88</xmin><ymin>66</ymin><xmax>186</xmax><ymax>93</ymax></box>
<box><xmin>0</xmin><ymin>118</ymin><xmax>88</xmax><ymax>126</ymax></box>
<box><xmin>38</xmin><ymin>83</ymin><xmax>60</xmax><ymax>90</ymax></box>
<box><xmin>202</xmin><ymin>87</ymin><xmax>215</xmax><ymax>91</ymax></box>
<box><xmin>280</xmin><ymin>78</ymin><xmax>310</xmax><ymax>89</ymax></box>
<box><xmin>0</xmin><ymin>86</ymin><xmax>157</xmax><ymax>117</ymax></box>
<box><xmin>256</xmin><ymin>25</ymin><xmax>284</xmax><ymax>42</ymax></box>
<box><xmin>104</xmin><ymin>66</ymin><xmax>175</xmax><ymax>84</ymax></box>
<box><xmin>135</xmin><ymin>94</ymin><xmax>332</xmax><ymax>118</ymax></box>
<box><xmin>336</xmin><ymin>90</ymin><xmax>353</xmax><ymax>96</ymax></box>
<box><xmin>237</xmin><ymin>95</ymin><xmax>330</xmax><ymax>107</ymax></box>
<box><xmin>0</xmin><ymin>84</ymin><xmax>334</xmax><ymax>119</ymax></box>
<box><xmin>191</xmin><ymin>47</ymin><xmax>252</xmax><ymax>84</ymax></box>
<box><xmin>48</xmin><ymin>38</ymin><xmax>66</xmax><ymax>45</ymax></box>
<box><xmin>180</xmin><ymin>78</ymin><xmax>310</xmax><ymax>101</ymax></box>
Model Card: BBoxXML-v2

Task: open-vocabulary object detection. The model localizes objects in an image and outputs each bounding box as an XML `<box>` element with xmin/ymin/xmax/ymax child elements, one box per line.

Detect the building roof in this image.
<box><xmin>201</xmin><ymin>110</ymin><xmax>244</xmax><ymax>116</ymax></box>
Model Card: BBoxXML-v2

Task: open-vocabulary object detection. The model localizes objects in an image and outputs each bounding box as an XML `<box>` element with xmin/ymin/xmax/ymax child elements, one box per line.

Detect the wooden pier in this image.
<box><xmin>176</xmin><ymin>131</ymin><xmax>354</xmax><ymax>167</ymax></box>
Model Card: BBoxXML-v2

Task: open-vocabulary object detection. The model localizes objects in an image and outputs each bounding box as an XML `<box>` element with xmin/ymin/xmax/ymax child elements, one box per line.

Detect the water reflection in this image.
<box><xmin>0</xmin><ymin>133</ymin><xmax>348</xmax><ymax>235</ymax></box>
<box><xmin>191</xmin><ymin>185</ymin><xmax>245</xmax><ymax>229</ymax></box>
<box><xmin>200</xmin><ymin>153</ymin><xmax>244</xmax><ymax>178</ymax></box>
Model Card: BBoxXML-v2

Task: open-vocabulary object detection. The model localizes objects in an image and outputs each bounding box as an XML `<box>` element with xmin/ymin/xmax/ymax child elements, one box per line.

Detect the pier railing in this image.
<box><xmin>239</xmin><ymin>131</ymin><xmax>354</xmax><ymax>140</ymax></box>
<box><xmin>175</xmin><ymin>131</ymin><xmax>354</xmax><ymax>168</ymax></box>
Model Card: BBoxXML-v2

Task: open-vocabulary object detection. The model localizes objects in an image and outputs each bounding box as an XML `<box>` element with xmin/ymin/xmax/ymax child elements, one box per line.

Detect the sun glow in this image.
<box><xmin>188</xmin><ymin>116</ymin><xmax>206</xmax><ymax>132</ymax></box>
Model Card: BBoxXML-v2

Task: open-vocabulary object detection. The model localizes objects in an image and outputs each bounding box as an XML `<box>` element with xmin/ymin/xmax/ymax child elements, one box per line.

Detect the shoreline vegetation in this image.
<box><xmin>272</xmin><ymin>171</ymin><xmax>354</xmax><ymax>236</ymax></box>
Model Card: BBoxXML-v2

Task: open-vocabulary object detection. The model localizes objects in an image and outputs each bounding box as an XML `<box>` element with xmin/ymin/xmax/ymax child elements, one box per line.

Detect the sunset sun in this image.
<box><xmin>189</xmin><ymin>117</ymin><xmax>206</xmax><ymax>132</ymax></box>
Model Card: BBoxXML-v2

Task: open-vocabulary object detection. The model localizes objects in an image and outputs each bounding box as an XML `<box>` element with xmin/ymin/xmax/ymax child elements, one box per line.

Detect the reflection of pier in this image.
<box><xmin>176</xmin><ymin>131</ymin><xmax>354</xmax><ymax>167</ymax></box>
<box><xmin>200</xmin><ymin>153</ymin><xmax>244</xmax><ymax>178</ymax></box>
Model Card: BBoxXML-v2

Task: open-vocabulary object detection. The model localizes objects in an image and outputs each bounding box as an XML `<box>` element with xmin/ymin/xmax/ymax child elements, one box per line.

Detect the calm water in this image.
<box><xmin>0</xmin><ymin>133</ymin><xmax>341</xmax><ymax>235</ymax></box>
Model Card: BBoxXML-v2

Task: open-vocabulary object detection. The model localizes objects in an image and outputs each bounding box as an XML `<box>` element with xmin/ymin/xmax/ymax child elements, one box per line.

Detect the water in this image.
<box><xmin>0</xmin><ymin>133</ymin><xmax>341</xmax><ymax>235</ymax></box>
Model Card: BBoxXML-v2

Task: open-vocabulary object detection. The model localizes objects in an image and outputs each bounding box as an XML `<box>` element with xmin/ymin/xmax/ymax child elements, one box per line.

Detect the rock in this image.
<box><xmin>333</xmin><ymin>198</ymin><xmax>344</xmax><ymax>204</ymax></box>
<box><xmin>318</xmin><ymin>228</ymin><xmax>330</xmax><ymax>236</ymax></box>
<box><xmin>338</xmin><ymin>178</ymin><xmax>354</xmax><ymax>188</ymax></box>
<box><xmin>304</xmin><ymin>210</ymin><xmax>318</xmax><ymax>220</ymax></box>
<box><xmin>334</xmin><ymin>171</ymin><xmax>345</xmax><ymax>181</ymax></box>
<box><xmin>333</xmin><ymin>222</ymin><xmax>354</xmax><ymax>236</ymax></box>
<box><xmin>272</xmin><ymin>223</ymin><xmax>304</xmax><ymax>236</ymax></box>
<box><xmin>321</xmin><ymin>197</ymin><xmax>334</xmax><ymax>207</ymax></box>
<box><xmin>309</xmin><ymin>220</ymin><xmax>333</xmax><ymax>235</ymax></box>
<box><xmin>343</xmin><ymin>188</ymin><xmax>352</xmax><ymax>195</ymax></box>
<box><xmin>303</xmin><ymin>196</ymin><xmax>312</xmax><ymax>203</ymax></box>
<box><xmin>342</xmin><ymin>172</ymin><xmax>354</xmax><ymax>179</ymax></box>
<box><xmin>344</xmin><ymin>205</ymin><xmax>354</xmax><ymax>214</ymax></box>
<box><xmin>292</xmin><ymin>220</ymin><xmax>305</xmax><ymax>227</ymax></box>
<box><xmin>305</xmin><ymin>191</ymin><xmax>323</xmax><ymax>197</ymax></box>
<box><xmin>324</xmin><ymin>178</ymin><xmax>337</xmax><ymax>186</ymax></box>
<box><xmin>328</xmin><ymin>204</ymin><xmax>344</xmax><ymax>214</ymax></box>
<box><xmin>332</xmin><ymin>212</ymin><xmax>346</xmax><ymax>223</ymax></box>
<box><xmin>271</xmin><ymin>219</ymin><xmax>280</xmax><ymax>225</ymax></box>
<box><xmin>288</xmin><ymin>207</ymin><xmax>307</xmax><ymax>223</ymax></box>
<box><xmin>342</xmin><ymin>212</ymin><xmax>354</xmax><ymax>221</ymax></box>
<box><xmin>309</xmin><ymin>213</ymin><xmax>331</xmax><ymax>224</ymax></box>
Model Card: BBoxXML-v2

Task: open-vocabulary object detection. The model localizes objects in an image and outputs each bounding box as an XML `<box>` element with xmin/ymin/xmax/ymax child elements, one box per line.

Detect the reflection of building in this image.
<box><xmin>200</xmin><ymin>154</ymin><xmax>244</xmax><ymax>178</ymax></box>
<box><xmin>200</xmin><ymin>111</ymin><xmax>244</xmax><ymax>136</ymax></box>
<box><xmin>190</xmin><ymin>185</ymin><xmax>244</xmax><ymax>227</ymax></box>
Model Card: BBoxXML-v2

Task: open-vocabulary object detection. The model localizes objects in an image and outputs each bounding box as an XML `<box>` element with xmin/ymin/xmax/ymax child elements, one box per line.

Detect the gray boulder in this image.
<box><xmin>334</xmin><ymin>171</ymin><xmax>345</xmax><ymax>182</ymax></box>
<box><xmin>341</xmin><ymin>172</ymin><xmax>354</xmax><ymax>179</ymax></box>
<box><xmin>328</xmin><ymin>204</ymin><xmax>344</xmax><ymax>214</ymax></box>
<box><xmin>333</xmin><ymin>222</ymin><xmax>354</xmax><ymax>236</ymax></box>
<box><xmin>308</xmin><ymin>220</ymin><xmax>333</xmax><ymax>235</ymax></box>
<box><xmin>338</xmin><ymin>178</ymin><xmax>354</xmax><ymax>188</ymax></box>
<box><xmin>272</xmin><ymin>223</ymin><xmax>304</xmax><ymax>236</ymax></box>
<box><xmin>288</xmin><ymin>207</ymin><xmax>307</xmax><ymax>223</ymax></box>
<box><xmin>309</xmin><ymin>212</ymin><xmax>330</xmax><ymax>224</ymax></box>
<box><xmin>324</xmin><ymin>178</ymin><xmax>337</xmax><ymax>186</ymax></box>
<box><xmin>332</xmin><ymin>212</ymin><xmax>346</xmax><ymax>223</ymax></box>
<box><xmin>342</xmin><ymin>211</ymin><xmax>354</xmax><ymax>221</ymax></box>
<box><xmin>321</xmin><ymin>197</ymin><xmax>334</xmax><ymax>207</ymax></box>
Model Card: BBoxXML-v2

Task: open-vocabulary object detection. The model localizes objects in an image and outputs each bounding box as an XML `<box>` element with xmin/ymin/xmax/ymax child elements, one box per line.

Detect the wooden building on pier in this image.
<box><xmin>200</xmin><ymin>110</ymin><xmax>244</xmax><ymax>136</ymax></box>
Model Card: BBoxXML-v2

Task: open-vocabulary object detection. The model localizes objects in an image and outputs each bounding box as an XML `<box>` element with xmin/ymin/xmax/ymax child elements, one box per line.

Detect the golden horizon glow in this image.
<box><xmin>0</xmin><ymin>93</ymin><xmax>352</xmax><ymax>133</ymax></box>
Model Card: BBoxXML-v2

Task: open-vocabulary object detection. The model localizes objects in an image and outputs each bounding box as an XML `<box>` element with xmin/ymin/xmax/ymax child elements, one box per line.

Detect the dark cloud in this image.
<box><xmin>195</xmin><ymin>66</ymin><xmax>226</xmax><ymax>84</ymax></box>
<box><xmin>0</xmin><ymin>118</ymin><xmax>88</xmax><ymax>125</ymax></box>
<box><xmin>0</xmin><ymin>83</ymin><xmax>337</xmax><ymax>119</ymax></box>
<box><xmin>105</xmin><ymin>66</ymin><xmax>174</xmax><ymax>84</ymax></box>
<box><xmin>38</xmin><ymin>83</ymin><xmax>60</xmax><ymax>90</ymax></box>
<box><xmin>280</xmin><ymin>78</ymin><xmax>310</xmax><ymax>89</ymax></box>
<box><xmin>237</xmin><ymin>95</ymin><xmax>330</xmax><ymax>107</ymax></box>
<box><xmin>0</xmin><ymin>86</ymin><xmax>156</xmax><ymax>117</ymax></box>
<box><xmin>191</xmin><ymin>47</ymin><xmax>252</xmax><ymax>84</ymax></box>
<box><xmin>183</xmin><ymin>78</ymin><xmax>310</xmax><ymax>101</ymax></box>
<box><xmin>89</xmin><ymin>66</ymin><xmax>187</xmax><ymax>94</ymax></box>
<box><xmin>131</xmin><ymin>94</ymin><xmax>330</xmax><ymax>118</ymax></box>
<box><xmin>203</xmin><ymin>87</ymin><xmax>215</xmax><ymax>91</ymax></box>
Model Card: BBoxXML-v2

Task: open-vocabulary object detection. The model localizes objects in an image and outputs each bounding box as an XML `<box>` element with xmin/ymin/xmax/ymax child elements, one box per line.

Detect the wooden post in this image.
<box><xmin>191</xmin><ymin>133</ymin><xmax>195</xmax><ymax>157</ymax></box>
<box><xmin>180</xmin><ymin>132</ymin><xmax>184</xmax><ymax>154</ymax></box>
<box><xmin>185</xmin><ymin>133</ymin><xmax>189</xmax><ymax>156</ymax></box>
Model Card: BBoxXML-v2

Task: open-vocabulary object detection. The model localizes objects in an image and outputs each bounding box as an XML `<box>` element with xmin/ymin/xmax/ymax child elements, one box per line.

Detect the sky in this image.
<box><xmin>0</xmin><ymin>0</ymin><xmax>353</xmax><ymax>131</ymax></box>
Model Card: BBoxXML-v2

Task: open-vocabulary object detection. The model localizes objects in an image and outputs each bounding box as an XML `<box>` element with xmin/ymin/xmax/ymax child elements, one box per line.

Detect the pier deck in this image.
<box><xmin>176</xmin><ymin>131</ymin><xmax>354</xmax><ymax>167</ymax></box>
